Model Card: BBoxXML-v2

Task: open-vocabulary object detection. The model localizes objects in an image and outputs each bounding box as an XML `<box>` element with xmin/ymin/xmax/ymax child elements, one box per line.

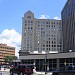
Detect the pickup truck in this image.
<box><xmin>10</xmin><ymin>64</ymin><xmax>34</xmax><ymax>75</ymax></box>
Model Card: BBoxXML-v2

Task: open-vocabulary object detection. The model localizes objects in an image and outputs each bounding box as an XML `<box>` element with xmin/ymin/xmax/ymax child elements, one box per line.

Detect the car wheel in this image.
<box><xmin>10</xmin><ymin>71</ymin><xmax>13</xmax><ymax>75</ymax></box>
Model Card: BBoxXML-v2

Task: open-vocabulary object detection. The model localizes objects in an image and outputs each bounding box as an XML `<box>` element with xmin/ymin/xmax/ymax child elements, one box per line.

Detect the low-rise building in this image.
<box><xmin>0</xmin><ymin>43</ymin><xmax>15</xmax><ymax>63</ymax></box>
<box><xmin>19</xmin><ymin>51</ymin><xmax>75</xmax><ymax>71</ymax></box>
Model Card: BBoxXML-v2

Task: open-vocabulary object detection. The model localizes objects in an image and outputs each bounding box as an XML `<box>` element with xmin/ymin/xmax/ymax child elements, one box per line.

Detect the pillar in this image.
<box><xmin>57</xmin><ymin>58</ymin><xmax>60</xmax><ymax>70</ymax></box>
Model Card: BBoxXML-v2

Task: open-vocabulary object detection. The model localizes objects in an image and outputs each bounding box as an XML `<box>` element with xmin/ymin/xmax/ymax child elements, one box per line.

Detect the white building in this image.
<box><xmin>21</xmin><ymin>10</ymin><xmax>62</xmax><ymax>54</ymax></box>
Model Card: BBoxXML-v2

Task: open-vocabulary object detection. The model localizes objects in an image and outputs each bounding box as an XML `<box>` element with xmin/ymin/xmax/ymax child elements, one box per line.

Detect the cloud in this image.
<box><xmin>39</xmin><ymin>15</ymin><xmax>50</xmax><ymax>19</ymax></box>
<box><xmin>0</xmin><ymin>29</ymin><xmax>21</xmax><ymax>57</ymax></box>
<box><xmin>39</xmin><ymin>15</ymin><xmax>60</xmax><ymax>20</ymax></box>
<box><xmin>54</xmin><ymin>16</ymin><xmax>60</xmax><ymax>20</ymax></box>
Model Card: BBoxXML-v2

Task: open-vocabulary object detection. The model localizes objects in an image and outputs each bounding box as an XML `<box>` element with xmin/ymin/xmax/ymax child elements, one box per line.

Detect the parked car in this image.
<box><xmin>59</xmin><ymin>65</ymin><xmax>75</xmax><ymax>71</ymax></box>
<box><xmin>59</xmin><ymin>66</ymin><xmax>66</xmax><ymax>71</ymax></box>
<box><xmin>10</xmin><ymin>64</ymin><xmax>34</xmax><ymax>75</ymax></box>
<box><xmin>66</xmin><ymin>65</ymin><xmax>75</xmax><ymax>71</ymax></box>
<box><xmin>52</xmin><ymin>65</ymin><xmax>75</xmax><ymax>75</ymax></box>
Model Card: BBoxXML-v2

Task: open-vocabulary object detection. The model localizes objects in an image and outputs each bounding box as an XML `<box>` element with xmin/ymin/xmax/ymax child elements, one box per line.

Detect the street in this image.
<box><xmin>0</xmin><ymin>68</ymin><xmax>52</xmax><ymax>75</ymax></box>
<box><xmin>0</xmin><ymin>71</ymin><xmax>52</xmax><ymax>75</ymax></box>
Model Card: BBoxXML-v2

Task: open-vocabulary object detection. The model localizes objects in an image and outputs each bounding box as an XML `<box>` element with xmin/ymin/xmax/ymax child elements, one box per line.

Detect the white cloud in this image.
<box><xmin>54</xmin><ymin>16</ymin><xmax>60</xmax><ymax>20</ymax></box>
<box><xmin>39</xmin><ymin>15</ymin><xmax>60</xmax><ymax>20</ymax></box>
<box><xmin>39</xmin><ymin>15</ymin><xmax>50</xmax><ymax>19</ymax></box>
<box><xmin>0</xmin><ymin>29</ymin><xmax>21</xmax><ymax>57</ymax></box>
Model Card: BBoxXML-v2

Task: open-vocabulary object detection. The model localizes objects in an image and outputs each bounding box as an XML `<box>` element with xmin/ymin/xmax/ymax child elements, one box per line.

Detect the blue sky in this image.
<box><xmin>0</xmin><ymin>0</ymin><xmax>67</xmax><ymax>57</ymax></box>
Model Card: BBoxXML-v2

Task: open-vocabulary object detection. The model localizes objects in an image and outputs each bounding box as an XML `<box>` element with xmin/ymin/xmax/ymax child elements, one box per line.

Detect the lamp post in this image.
<box><xmin>45</xmin><ymin>54</ymin><xmax>47</xmax><ymax>74</ymax></box>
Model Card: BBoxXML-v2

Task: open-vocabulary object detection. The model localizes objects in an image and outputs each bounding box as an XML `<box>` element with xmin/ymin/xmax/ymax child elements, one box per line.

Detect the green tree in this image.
<box><xmin>3</xmin><ymin>56</ymin><xmax>18</xmax><ymax>64</ymax></box>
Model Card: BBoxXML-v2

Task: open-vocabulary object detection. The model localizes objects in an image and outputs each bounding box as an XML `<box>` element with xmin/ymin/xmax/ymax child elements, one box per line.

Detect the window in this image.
<box><xmin>54</xmin><ymin>22</ymin><xmax>55</xmax><ymax>24</ymax></box>
<box><xmin>54</xmin><ymin>45</ymin><xmax>56</xmax><ymax>47</ymax></box>
<box><xmin>27</xmin><ymin>16</ymin><xmax>31</xmax><ymax>18</ymax></box>
<box><xmin>28</xmin><ymin>27</ymin><xmax>30</xmax><ymax>29</ymax></box>
<box><xmin>49</xmin><ymin>41</ymin><xmax>50</xmax><ymax>44</ymax></box>
<box><xmin>31</xmin><ymin>21</ymin><xmax>33</xmax><ymax>23</ymax></box>
<box><xmin>46</xmin><ymin>45</ymin><xmax>48</xmax><ymax>47</ymax></box>
<box><xmin>46</xmin><ymin>21</ymin><xmax>48</xmax><ymax>24</ymax></box>
<box><xmin>51</xmin><ymin>22</ymin><xmax>53</xmax><ymax>24</ymax></box>
<box><xmin>28</xmin><ymin>20</ymin><xmax>30</xmax><ymax>23</ymax></box>
<box><xmin>25</xmin><ymin>20</ymin><xmax>27</xmax><ymax>23</ymax></box>
<box><xmin>49</xmin><ymin>45</ymin><xmax>50</xmax><ymax>47</ymax></box>
<box><xmin>31</xmin><ymin>27</ymin><xmax>33</xmax><ymax>29</ymax></box>
<box><xmin>25</xmin><ymin>24</ymin><xmax>26</xmax><ymax>26</ymax></box>
<box><xmin>43</xmin><ymin>44</ymin><xmax>45</xmax><ymax>47</ymax></box>
<box><xmin>52</xmin><ymin>45</ymin><xmax>53</xmax><ymax>47</ymax></box>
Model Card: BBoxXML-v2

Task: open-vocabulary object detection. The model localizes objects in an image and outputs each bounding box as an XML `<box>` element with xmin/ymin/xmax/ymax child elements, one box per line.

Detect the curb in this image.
<box><xmin>33</xmin><ymin>72</ymin><xmax>52</xmax><ymax>75</ymax></box>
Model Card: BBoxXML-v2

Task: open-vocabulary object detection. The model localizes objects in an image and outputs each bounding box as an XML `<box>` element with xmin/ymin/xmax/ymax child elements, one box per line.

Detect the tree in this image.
<box><xmin>3</xmin><ymin>56</ymin><xmax>18</xmax><ymax>64</ymax></box>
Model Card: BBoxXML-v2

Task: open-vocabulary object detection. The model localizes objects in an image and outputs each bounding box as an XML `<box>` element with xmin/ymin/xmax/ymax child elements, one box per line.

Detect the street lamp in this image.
<box><xmin>45</xmin><ymin>54</ymin><xmax>47</xmax><ymax>74</ymax></box>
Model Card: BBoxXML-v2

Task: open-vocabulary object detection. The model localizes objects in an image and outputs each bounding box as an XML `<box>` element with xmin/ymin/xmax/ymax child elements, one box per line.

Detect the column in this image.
<box><xmin>57</xmin><ymin>58</ymin><xmax>60</xmax><ymax>70</ymax></box>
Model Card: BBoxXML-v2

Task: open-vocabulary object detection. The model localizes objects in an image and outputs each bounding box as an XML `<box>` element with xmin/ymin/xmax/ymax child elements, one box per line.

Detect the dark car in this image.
<box><xmin>58</xmin><ymin>65</ymin><xmax>75</xmax><ymax>71</ymax></box>
<box><xmin>59</xmin><ymin>66</ymin><xmax>66</xmax><ymax>71</ymax></box>
<box><xmin>10</xmin><ymin>64</ymin><xmax>34</xmax><ymax>75</ymax></box>
<box><xmin>52</xmin><ymin>65</ymin><xmax>75</xmax><ymax>75</ymax></box>
<box><xmin>66</xmin><ymin>65</ymin><xmax>75</xmax><ymax>71</ymax></box>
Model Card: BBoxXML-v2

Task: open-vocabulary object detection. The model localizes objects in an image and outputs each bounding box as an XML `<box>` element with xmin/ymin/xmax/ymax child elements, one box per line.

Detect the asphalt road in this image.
<box><xmin>0</xmin><ymin>71</ymin><xmax>52</xmax><ymax>75</ymax></box>
<box><xmin>0</xmin><ymin>71</ymin><xmax>39</xmax><ymax>75</ymax></box>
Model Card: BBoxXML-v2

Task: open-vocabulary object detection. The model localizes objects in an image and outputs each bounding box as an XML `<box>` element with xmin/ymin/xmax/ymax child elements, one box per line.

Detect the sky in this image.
<box><xmin>0</xmin><ymin>0</ymin><xmax>67</xmax><ymax>57</ymax></box>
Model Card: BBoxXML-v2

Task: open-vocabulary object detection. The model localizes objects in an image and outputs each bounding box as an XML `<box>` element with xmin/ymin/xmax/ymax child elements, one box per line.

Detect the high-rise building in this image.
<box><xmin>61</xmin><ymin>0</ymin><xmax>75</xmax><ymax>52</ymax></box>
<box><xmin>19</xmin><ymin>2</ymin><xmax>75</xmax><ymax>71</ymax></box>
<box><xmin>21</xmin><ymin>10</ymin><xmax>62</xmax><ymax>54</ymax></box>
<box><xmin>0</xmin><ymin>43</ymin><xmax>15</xmax><ymax>63</ymax></box>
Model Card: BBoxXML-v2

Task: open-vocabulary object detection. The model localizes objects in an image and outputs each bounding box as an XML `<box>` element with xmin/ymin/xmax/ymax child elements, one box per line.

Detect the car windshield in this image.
<box><xmin>25</xmin><ymin>65</ymin><xmax>31</xmax><ymax>68</ymax></box>
<box><xmin>20</xmin><ymin>65</ymin><xmax>32</xmax><ymax>68</ymax></box>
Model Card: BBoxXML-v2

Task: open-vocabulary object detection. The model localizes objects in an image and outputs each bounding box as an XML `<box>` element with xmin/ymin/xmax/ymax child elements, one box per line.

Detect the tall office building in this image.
<box><xmin>61</xmin><ymin>0</ymin><xmax>75</xmax><ymax>52</ymax></box>
<box><xmin>21</xmin><ymin>10</ymin><xmax>62</xmax><ymax>54</ymax></box>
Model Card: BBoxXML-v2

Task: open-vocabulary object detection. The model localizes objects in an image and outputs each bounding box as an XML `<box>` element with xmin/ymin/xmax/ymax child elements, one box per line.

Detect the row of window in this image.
<box><xmin>0</xmin><ymin>46</ymin><xmax>15</xmax><ymax>50</ymax></box>
<box><xmin>25</xmin><ymin>20</ymin><xmax>61</xmax><ymax>25</ymax></box>
<box><xmin>36</xmin><ymin>47</ymin><xmax>61</xmax><ymax>51</ymax></box>
<box><xmin>25</xmin><ymin>24</ymin><xmax>61</xmax><ymax>28</ymax></box>
<box><xmin>26</xmin><ymin>43</ymin><xmax>61</xmax><ymax>47</ymax></box>
<box><xmin>36</xmin><ymin>21</ymin><xmax>61</xmax><ymax>25</ymax></box>
<box><xmin>37</xmin><ymin>45</ymin><xmax>61</xmax><ymax>47</ymax></box>
<box><xmin>25</xmin><ymin>20</ymin><xmax>33</xmax><ymax>23</ymax></box>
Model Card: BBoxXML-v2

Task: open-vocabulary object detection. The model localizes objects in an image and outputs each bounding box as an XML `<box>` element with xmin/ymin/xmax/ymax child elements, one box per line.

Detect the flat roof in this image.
<box><xmin>19</xmin><ymin>52</ymin><xmax>75</xmax><ymax>60</ymax></box>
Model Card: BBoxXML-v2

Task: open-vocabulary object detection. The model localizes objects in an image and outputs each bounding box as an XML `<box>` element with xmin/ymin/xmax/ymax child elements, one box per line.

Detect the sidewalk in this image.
<box><xmin>34</xmin><ymin>71</ymin><xmax>52</xmax><ymax>75</ymax></box>
<box><xmin>33</xmin><ymin>69</ymin><xmax>53</xmax><ymax>75</ymax></box>
<box><xmin>0</xmin><ymin>68</ymin><xmax>10</xmax><ymax>72</ymax></box>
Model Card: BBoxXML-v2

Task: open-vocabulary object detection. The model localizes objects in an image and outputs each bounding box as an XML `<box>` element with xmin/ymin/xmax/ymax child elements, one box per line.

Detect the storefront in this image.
<box><xmin>19</xmin><ymin>52</ymin><xmax>75</xmax><ymax>71</ymax></box>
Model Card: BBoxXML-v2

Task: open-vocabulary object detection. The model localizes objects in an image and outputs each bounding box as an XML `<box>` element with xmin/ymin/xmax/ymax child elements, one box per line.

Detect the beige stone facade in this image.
<box><xmin>21</xmin><ymin>10</ymin><xmax>62</xmax><ymax>53</ymax></box>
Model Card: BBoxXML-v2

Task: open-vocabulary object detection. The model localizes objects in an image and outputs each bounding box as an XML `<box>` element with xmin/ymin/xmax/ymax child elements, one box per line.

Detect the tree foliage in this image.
<box><xmin>3</xmin><ymin>56</ymin><xmax>18</xmax><ymax>64</ymax></box>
